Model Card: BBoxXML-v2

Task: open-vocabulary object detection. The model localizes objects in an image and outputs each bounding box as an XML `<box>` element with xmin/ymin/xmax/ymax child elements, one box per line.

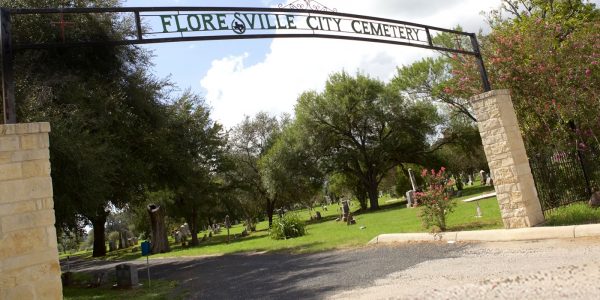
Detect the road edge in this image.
<box><xmin>368</xmin><ymin>224</ymin><xmax>600</xmax><ymax>244</ymax></box>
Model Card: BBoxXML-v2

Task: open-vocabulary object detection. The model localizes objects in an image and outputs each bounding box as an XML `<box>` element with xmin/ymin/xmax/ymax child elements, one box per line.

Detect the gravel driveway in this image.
<box><xmin>63</xmin><ymin>237</ymin><xmax>600</xmax><ymax>299</ymax></box>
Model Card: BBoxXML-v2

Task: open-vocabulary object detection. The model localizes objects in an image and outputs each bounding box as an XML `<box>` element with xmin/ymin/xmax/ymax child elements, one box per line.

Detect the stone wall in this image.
<box><xmin>470</xmin><ymin>90</ymin><xmax>545</xmax><ymax>228</ymax></box>
<box><xmin>0</xmin><ymin>122</ymin><xmax>62</xmax><ymax>299</ymax></box>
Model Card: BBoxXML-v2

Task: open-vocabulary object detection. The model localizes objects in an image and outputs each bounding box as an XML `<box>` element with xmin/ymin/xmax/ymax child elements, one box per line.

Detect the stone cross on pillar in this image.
<box><xmin>470</xmin><ymin>90</ymin><xmax>544</xmax><ymax>228</ymax></box>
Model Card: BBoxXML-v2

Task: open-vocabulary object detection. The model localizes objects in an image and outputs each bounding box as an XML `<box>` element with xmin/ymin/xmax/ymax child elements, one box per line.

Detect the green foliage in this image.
<box><xmin>415</xmin><ymin>168</ymin><xmax>457</xmax><ymax>231</ymax></box>
<box><xmin>3</xmin><ymin>0</ymin><xmax>178</xmax><ymax>257</ymax></box>
<box><xmin>434</xmin><ymin>116</ymin><xmax>488</xmax><ymax>174</ymax></box>
<box><xmin>259</xmin><ymin>122</ymin><xmax>324</xmax><ymax>212</ymax></box>
<box><xmin>391</xmin><ymin>55</ymin><xmax>477</xmax><ymax>122</ymax></box>
<box><xmin>160</xmin><ymin>91</ymin><xmax>228</xmax><ymax>245</ymax></box>
<box><xmin>270</xmin><ymin>214</ymin><xmax>307</xmax><ymax>240</ymax></box>
<box><xmin>229</xmin><ymin>112</ymin><xmax>287</xmax><ymax>226</ymax></box>
<box><xmin>57</xmin><ymin>229</ymin><xmax>83</xmax><ymax>254</ymax></box>
<box><xmin>395</xmin><ymin>168</ymin><xmax>412</xmax><ymax>196</ymax></box>
<box><xmin>295</xmin><ymin>72</ymin><xmax>441</xmax><ymax>210</ymax></box>
<box><xmin>448</xmin><ymin>0</ymin><xmax>600</xmax><ymax>153</ymax></box>
<box><xmin>107</xmin><ymin>231</ymin><xmax>120</xmax><ymax>243</ymax></box>
<box><xmin>544</xmin><ymin>203</ymin><xmax>600</xmax><ymax>226</ymax></box>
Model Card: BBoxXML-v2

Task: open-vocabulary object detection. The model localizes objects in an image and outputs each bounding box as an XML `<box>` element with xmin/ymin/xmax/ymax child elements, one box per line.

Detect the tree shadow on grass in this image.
<box><xmin>353</xmin><ymin>200</ymin><xmax>409</xmax><ymax>216</ymax></box>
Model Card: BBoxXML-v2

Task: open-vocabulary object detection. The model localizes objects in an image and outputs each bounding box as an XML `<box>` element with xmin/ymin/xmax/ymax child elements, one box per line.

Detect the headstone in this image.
<box><xmin>408</xmin><ymin>168</ymin><xmax>417</xmax><ymax>191</ymax></box>
<box><xmin>225</xmin><ymin>215</ymin><xmax>231</xmax><ymax>243</ymax></box>
<box><xmin>180</xmin><ymin>223</ymin><xmax>191</xmax><ymax>237</ymax></box>
<box><xmin>589</xmin><ymin>191</ymin><xmax>600</xmax><ymax>207</ymax></box>
<box><xmin>342</xmin><ymin>200</ymin><xmax>350</xmax><ymax>221</ymax></box>
<box><xmin>115</xmin><ymin>264</ymin><xmax>139</xmax><ymax>288</ymax></box>
<box><xmin>347</xmin><ymin>212</ymin><xmax>356</xmax><ymax>225</ymax></box>
<box><xmin>479</xmin><ymin>170</ymin><xmax>487</xmax><ymax>185</ymax></box>
<box><xmin>108</xmin><ymin>240</ymin><xmax>116</xmax><ymax>252</ymax></box>
<box><xmin>406</xmin><ymin>190</ymin><xmax>415</xmax><ymax>208</ymax></box>
<box><xmin>467</xmin><ymin>174</ymin><xmax>473</xmax><ymax>186</ymax></box>
<box><xmin>486</xmin><ymin>177</ymin><xmax>494</xmax><ymax>186</ymax></box>
<box><xmin>315</xmin><ymin>211</ymin><xmax>322</xmax><ymax>220</ymax></box>
<box><xmin>91</xmin><ymin>271</ymin><xmax>107</xmax><ymax>287</ymax></box>
<box><xmin>241</xmin><ymin>229</ymin><xmax>249</xmax><ymax>237</ymax></box>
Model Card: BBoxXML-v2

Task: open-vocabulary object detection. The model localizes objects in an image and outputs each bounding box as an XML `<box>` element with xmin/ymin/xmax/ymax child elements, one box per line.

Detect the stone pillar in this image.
<box><xmin>470</xmin><ymin>90</ymin><xmax>544</xmax><ymax>228</ymax></box>
<box><xmin>0</xmin><ymin>122</ymin><xmax>62</xmax><ymax>299</ymax></box>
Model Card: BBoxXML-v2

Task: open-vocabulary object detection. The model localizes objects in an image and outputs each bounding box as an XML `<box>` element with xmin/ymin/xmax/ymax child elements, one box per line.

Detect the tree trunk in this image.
<box><xmin>118</xmin><ymin>231</ymin><xmax>124</xmax><ymax>250</ymax></box>
<box><xmin>246</xmin><ymin>217</ymin><xmax>255</xmax><ymax>231</ymax></box>
<box><xmin>147</xmin><ymin>204</ymin><xmax>170</xmax><ymax>254</ymax></box>
<box><xmin>354</xmin><ymin>184</ymin><xmax>368</xmax><ymax>211</ymax></box>
<box><xmin>367</xmin><ymin>180</ymin><xmax>380</xmax><ymax>210</ymax></box>
<box><xmin>189</xmin><ymin>212</ymin><xmax>199</xmax><ymax>246</ymax></box>
<box><xmin>267</xmin><ymin>199</ymin><xmax>275</xmax><ymax>228</ymax></box>
<box><xmin>357</xmin><ymin>193</ymin><xmax>368</xmax><ymax>210</ymax></box>
<box><xmin>91</xmin><ymin>214</ymin><xmax>107</xmax><ymax>257</ymax></box>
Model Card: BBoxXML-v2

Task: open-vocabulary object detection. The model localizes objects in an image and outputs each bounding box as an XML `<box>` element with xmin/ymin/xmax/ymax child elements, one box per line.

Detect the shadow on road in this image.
<box><xmin>62</xmin><ymin>242</ymin><xmax>471</xmax><ymax>300</ymax></box>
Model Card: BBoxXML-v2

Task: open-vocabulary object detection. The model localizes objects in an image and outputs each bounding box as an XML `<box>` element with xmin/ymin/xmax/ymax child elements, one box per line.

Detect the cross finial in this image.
<box><xmin>279</xmin><ymin>0</ymin><xmax>337</xmax><ymax>12</ymax></box>
<box><xmin>50</xmin><ymin>12</ymin><xmax>74</xmax><ymax>42</ymax></box>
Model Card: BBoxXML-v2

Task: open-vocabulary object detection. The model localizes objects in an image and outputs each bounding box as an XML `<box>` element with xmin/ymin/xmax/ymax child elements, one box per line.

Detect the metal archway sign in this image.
<box><xmin>0</xmin><ymin>5</ymin><xmax>491</xmax><ymax>124</ymax></box>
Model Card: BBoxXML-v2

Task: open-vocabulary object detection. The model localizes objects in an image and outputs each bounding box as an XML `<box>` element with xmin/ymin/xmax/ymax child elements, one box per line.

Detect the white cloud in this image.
<box><xmin>201</xmin><ymin>0</ymin><xmax>503</xmax><ymax>128</ymax></box>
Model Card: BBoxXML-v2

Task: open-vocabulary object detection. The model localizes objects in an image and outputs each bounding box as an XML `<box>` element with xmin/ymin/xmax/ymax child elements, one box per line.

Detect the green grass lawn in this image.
<box><xmin>62</xmin><ymin>184</ymin><xmax>500</xmax><ymax>261</ymax></box>
<box><xmin>147</xmin><ymin>184</ymin><xmax>500</xmax><ymax>258</ymax></box>
<box><xmin>63</xmin><ymin>279</ymin><xmax>181</xmax><ymax>300</ymax></box>
<box><xmin>543</xmin><ymin>202</ymin><xmax>600</xmax><ymax>226</ymax></box>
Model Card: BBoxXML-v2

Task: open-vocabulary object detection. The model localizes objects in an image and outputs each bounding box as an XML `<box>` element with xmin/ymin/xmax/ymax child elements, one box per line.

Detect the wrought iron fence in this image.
<box><xmin>529</xmin><ymin>147</ymin><xmax>600</xmax><ymax>215</ymax></box>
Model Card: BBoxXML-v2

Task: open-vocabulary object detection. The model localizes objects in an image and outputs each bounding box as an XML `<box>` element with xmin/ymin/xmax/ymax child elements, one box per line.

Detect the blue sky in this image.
<box><xmin>123</xmin><ymin>0</ymin><xmax>276</xmax><ymax>97</ymax></box>
<box><xmin>122</xmin><ymin>0</ymin><xmax>600</xmax><ymax>128</ymax></box>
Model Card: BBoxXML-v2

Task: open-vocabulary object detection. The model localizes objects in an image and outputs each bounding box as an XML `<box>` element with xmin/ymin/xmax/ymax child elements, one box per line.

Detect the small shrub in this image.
<box><xmin>415</xmin><ymin>167</ymin><xmax>457</xmax><ymax>231</ymax></box>
<box><xmin>107</xmin><ymin>231</ymin><xmax>120</xmax><ymax>243</ymax></box>
<box><xmin>270</xmin><ymin>213</ymin><xmax>306</xmax><ymax>240</ymax></box>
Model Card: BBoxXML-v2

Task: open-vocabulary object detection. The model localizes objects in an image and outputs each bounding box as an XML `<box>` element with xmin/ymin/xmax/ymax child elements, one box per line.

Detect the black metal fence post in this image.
<box><xmin>469</xmin><ymin>33</ymin><xmax>491</xmax><ymax>92</ymax></box>
<box><xmin>569</xmin><ymin>120</ymin><xmax>593</xmax><ymax>196</ymax></box>
<box><xmin>1</xmin><ymin>8</ymin><xmax>16</xmax><ymax>124</ymax></box>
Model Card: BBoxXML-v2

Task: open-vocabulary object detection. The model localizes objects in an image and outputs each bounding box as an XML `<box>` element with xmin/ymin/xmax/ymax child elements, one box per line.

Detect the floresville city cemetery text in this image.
<box><xmin>151</xmin><ymin>12</ymin><xmax>427</xmax><ymax>44</ymax></box>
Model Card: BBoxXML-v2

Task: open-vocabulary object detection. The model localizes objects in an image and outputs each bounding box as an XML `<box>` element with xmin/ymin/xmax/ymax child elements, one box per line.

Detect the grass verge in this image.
<box><xmin>63</xmin><ymin>276</ymin><xmax>182</xmax><ymax>300</ymax></box>
<box><xmin>543</xmin><ymin>202</ymin><xmax>600</xmax><ymax>226</ymax></box>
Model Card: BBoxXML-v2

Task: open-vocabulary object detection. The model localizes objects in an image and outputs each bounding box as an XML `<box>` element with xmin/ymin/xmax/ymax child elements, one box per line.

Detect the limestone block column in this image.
<box><xmin>0</xmin><ymin>122</ymin><xmax>62</xmax><ymax>299</ymax></box>
<box><xmin>470</xmin><ymin>90</ymin><xmax>544</xmax><ymax>228</ymax></box>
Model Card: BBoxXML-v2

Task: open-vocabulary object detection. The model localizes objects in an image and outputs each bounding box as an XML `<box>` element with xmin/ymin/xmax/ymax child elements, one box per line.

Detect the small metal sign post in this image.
<box><xmin>475</xmin><ymin>200</ymin><xmax>482</xmax><ymax>218</ymax></box>
<box><xmin>140</xmin><ymin>241</ymin><xmax>151</xmax><ymax>288</ymax></box>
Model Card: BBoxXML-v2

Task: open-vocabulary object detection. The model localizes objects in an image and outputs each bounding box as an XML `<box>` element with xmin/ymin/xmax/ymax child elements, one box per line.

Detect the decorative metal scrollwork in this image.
<box><xmin>278</xmin><ymin>0</ymin><xmax>337</xmax><ymax>12</ymax></box>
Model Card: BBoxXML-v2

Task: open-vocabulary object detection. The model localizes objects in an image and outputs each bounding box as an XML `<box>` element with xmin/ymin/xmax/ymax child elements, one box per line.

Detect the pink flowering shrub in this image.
<box><xmin>415</xmin><ymin>167</ymin><xmax>456</xmax><ymax>231</ymax></box>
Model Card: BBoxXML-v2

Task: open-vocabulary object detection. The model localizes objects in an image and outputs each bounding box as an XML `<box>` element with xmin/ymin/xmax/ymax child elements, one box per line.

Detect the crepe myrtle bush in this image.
<box><xmin>415</xmin><ymin>167</ymin><xmax>456</xmax><ymax>231</ymax></box>
<box><xmin>270</xmin><ymin>213</ymin><xmax>307</xmax><ymax>240</ymax></box>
